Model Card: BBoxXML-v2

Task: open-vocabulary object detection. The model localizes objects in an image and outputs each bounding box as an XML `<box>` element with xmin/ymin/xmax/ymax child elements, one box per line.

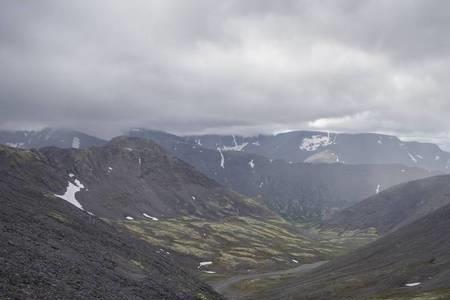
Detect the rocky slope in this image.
<box><xmin>2</xmin><ymin>137</ymin><xmax>272</xmax><ymax>221</ymax></box>
<box><xmin>326</xmin><ymin>174</ymin><xmax>450</xmax><ymax>234</ymax></box>
<box><xmin>251</xmin><ymin>203</ymin><xmax>450</xmax><ymax>300</ymax></box>
<box><xmin>0</xmin><ymin>146</ymin><xmax>223</xmax><ymax>299</ymax></box>
<box><xmin>187</xmin><ymin>131</ymin><xmax>450</xmax><ymax>172</ymax></box>
<box><xmin>0</xmin><ymin>128</ymin><xmax>106</xmax><ymax>149</ymax></box>
<box><xmin>128</xmin><ymin>129</ymin><xmax>437</xmax><ymax>221</ymax></box>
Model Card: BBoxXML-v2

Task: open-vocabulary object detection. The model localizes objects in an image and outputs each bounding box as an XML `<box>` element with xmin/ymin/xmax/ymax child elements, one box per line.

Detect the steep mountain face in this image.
<box><xmin>1</xmin><ymin>137</ymin><xmax>271</xmax><ymax>221</ymax></box>
<box><xmin>326</xmin><ymin>174</ymin><xmax>450</xmax><ymax>234</ymax></box>
<box><xmin>128</xmin><ymin>129</ymin><xmax>436</xmax><ymax>221</ymax></box>
<box><xmin>187</xmin><ymin>131</ymin><xmax>450</xmax><ymax>172</ymax></box>
<box><xmin>0</xmin><ymin>128</ymin><xmax>106</xmax><ymax>149</ymax></box>
<box><xmin>254</xmin><ymin>203</ymin><xmax>450</xmax><ymax>300</ymax></box>
<box><xmin>0</xmin><ymin>146</ymin><xmax>223</xmax><ymax>300</ymax></box>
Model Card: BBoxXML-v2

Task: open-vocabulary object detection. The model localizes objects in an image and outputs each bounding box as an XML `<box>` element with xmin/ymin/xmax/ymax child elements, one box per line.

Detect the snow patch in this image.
<box><xmin>126</xmin><ymin>216</ymin><xmax>134</xmax><ymax>220</ymax></box>
<box><xmin>405</xmin><ymin>282</ymin><xmax>421</xmax><ymax>287</ymax></box>
<box><xmin>107</xmin><ymin>167</ymin><xmax>113</xmax><ymax>173</ymax></box>
<box><xmin>55</xmin><ymin>179</ymin><xmax>85</xmax><ymax>210</ymax></box>
<box><xmin>138</xmin><ymin>157</ymin><xmax>142</xmax><ymax>165</ymax></box>
<box><xmin>217</xmin><ymin>148</ymin><xmax>225</xmax><ymax>168</ymax></box>
<box><xmin>435</xmin><ymin>155</ymin><xmax>441</xmax><ymax>161</ymax></box>
<box><xmin>376</xmin><ymin>184</ymin><xmax>381</xmax><ymax>194</ymax></box>
<box><xmin>259</xmin><ymin>182</ymin><xmax>264</xmax><ymax>188</ymax></box>
<box><xmin>252</xmin><ymin>141</ymin><xmax>261</xmax><ymax>146</ymax></box>
<box><xmin>124</xmin><ymin>147</ymin><xmax>133</xmax><ymax>151</ymax></box>
<box><xmin>292</xmin><ymin>259</ymin><xmax>299</xmax><ymax>263</ymax></box>
<box><xmin>202</xmin><ymin>271</ymin><xmax>216</xmax><ymax>274</ymax></box>
<box><xmin>143</xmin><ymin>213</ymin><xmax>158</xmax><ymax>221</ymax></box>
<box><xmin>377</xmin><ymin>140</ymin><xmax>383</xmax><ymax>145</ymax></box>
<box><xmin>248</xmin><ymin>159</ymin><xmax>255</xmax><ymax>169</ymax></box>
<box><xmin>221</xmin><ymin>135</ymin><xmax>248</xmax><ymax>151</ymax></box>
<box><xmin>72</xmin><ymin>137</ymin><xmax>80</xmax><ymax>149</ymax></box>
<box><xmin>198</xmin><ymin>261</ymin><xmax>213</xmax><ymax>269</ymax></box>
<box><xmin>192</xmin><ymin>196</ymin><xmax>196</xmax><ymax>200</ymax></box>
<box><xmin>299</xmin><ymin>134</ymin><xmax>334</xmax><ymax>152</ymax></box>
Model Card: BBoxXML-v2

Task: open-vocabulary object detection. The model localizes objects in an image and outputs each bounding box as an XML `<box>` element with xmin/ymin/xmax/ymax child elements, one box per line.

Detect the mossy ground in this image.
<box><xmin>118</xmin><ymin>216</ymin><xmax>377</xmax><ymax>274</ymax></box>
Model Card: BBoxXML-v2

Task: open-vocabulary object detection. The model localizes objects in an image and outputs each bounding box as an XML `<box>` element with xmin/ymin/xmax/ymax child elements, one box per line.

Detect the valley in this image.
<box><xmin>1</xmin><ymin>129</ymin><xmax>449</xmax><ymax>300</ymax></box>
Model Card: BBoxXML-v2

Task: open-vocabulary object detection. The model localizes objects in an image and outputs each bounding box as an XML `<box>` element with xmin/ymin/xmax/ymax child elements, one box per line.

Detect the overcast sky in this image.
<box><xmin>1</xmin><ymin>1</ymin><xmax>450</xmax><ymax>147</ymax></box>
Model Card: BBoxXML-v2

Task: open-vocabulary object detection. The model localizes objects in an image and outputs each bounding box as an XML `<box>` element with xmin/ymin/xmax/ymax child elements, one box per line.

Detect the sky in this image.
<box><xmin>1</xmin><ymin>1</ymin><xmax>450</xmax><ymax>148</ymax></box>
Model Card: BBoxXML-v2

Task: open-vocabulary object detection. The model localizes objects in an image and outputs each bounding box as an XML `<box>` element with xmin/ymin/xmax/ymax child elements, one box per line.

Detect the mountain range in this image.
<box><xmin>187</xmin><ymin>131</ymin><xmax>450</xmax><ymax>172</ymax></box>
<box><xmin>128</xmin><ymin>129</ymin><xmax>437</xmax><ymax>221</ymax></box>
<box><xmin>0</xmin><ymin>128</ymin><xmax>106</xmax><ymax>149</ymax></box>
<box><xmin>2</xmin><ymin>127</ymin><xmax>450</xmax><ymax>299</ymax></box>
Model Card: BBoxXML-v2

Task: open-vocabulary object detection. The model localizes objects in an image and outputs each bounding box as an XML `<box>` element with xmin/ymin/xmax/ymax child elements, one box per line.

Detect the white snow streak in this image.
<box><xmin>221</xmin><ymin>135</ymin><xmax>248</xmax><ymax>151</ymax></box>
<box><xmin>126</xmin><ymin>216</ymin><xmax>134</xmax><ymax>220</ymax></box>
<box><xmin>408</xmin><ymin>153</ymin><xmax>418</xmax><ymax>163</ymax></box>
<box><xmin>376</xmin><ymin>184</ymin><xmax>381</xmax><ymax>194</ymax></box>
<box><xmin>143</xmin><ymin>213</ymin><xmax>159</xmax><ymax>221</ymax></box>
<box><xmin>217</xmin><ymin>148</ymin><xmax>225</xmax><ymax>168</ymax></box>
<box><xmin>405</xmin><ymin>282</ymin><xmax>421</xmax><ymax>287</ymax></box>
<box><xmin>198</xmin><ymin>261</ymin><xmax>213</xmax><ymax>269</ymax></box>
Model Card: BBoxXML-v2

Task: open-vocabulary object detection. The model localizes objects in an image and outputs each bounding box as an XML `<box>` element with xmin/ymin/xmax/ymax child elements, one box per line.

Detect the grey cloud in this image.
<box><xmin>0</xmin><ymin>0</ymin><xmax>449</xmax><ymax>146</ymax></box>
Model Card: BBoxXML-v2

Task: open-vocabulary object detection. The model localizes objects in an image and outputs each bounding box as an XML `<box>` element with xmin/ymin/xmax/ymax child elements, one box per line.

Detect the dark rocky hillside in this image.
<box><xmin>0</xmin><ymin>147</ymin><xmax>223</xmax><ymax>299</ymax></box>
<box><xmin>0</xmin><ymin>128</ymin><xmax>106</xmax><ymax>149</ymax></box>
<box><xmin>187</xmin><ymin>131</ymin><xmax>450</xmax><ymax>172</ymax></box>
<box><xmin>0</xmin><ymin>137</ymin><xmax>271</xmax><ymax>221</ymax></box>
<box><xmin>326</xmin><ymin>174</ymin><xmax>450</xmax><ymax>234</ymax></box>
<box><xmin>253</xmin><ymin>203</ymin><xmax>450</xmax><ymax>300</ymax></box>
<box><xmin>128</xmin><ymin>129</ymin><xmax>437</xmax><ymax>221</ymax></box>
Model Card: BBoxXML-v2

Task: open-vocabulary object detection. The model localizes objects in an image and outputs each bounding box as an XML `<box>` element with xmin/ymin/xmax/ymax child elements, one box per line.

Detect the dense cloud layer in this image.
<box><xmin>1</xmin><ymin>1</ymin><xmax>449</xmax><ymax>146</ymax></box>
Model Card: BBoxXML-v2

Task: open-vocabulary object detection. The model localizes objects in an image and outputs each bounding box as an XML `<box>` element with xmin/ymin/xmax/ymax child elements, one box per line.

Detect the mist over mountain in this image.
<box><xmin>129</xmin><ymin>129</ymin><xmax>438</xmax><ymax>221</ymax></box>
<box><xmin>0</xmin><ymin>128</ymin><xmax>106</xmax><ymax>149</ymax></box>
<box><xmin>326</xmin><ymin>174</ymin><xmax>450</xmax><ymax>234</ymax></box>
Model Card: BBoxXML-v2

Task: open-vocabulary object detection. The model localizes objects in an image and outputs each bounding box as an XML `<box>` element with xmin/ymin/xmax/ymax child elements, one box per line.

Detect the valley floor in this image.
<box><xmin>116</xmin><ymin>216</ymin><xmax>378</xmax><ymax>299</ymax></box>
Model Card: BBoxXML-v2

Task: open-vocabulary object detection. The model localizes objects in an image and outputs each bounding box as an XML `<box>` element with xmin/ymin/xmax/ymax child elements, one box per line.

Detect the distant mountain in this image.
<box><xmin>0</xmin><ymin>128</ymin><xmax>106</xmax><ymax>149</ymax></box>
<box><xmin>0</xmin><ymin>146</ymin><xmax>223</xmax><ymax>299</ymax></box>
<box><xmin>128</xmin><ymin>129</ymin><xmax>437</xmax><ymax>221</ymax></box>
<box><xmin>326</xmin><ymin>174</ymin><xmax>450</xmax><ymax>234</ymax></box>
<box><xmin>187</xmin><ymin>131</ymin><xmax>450</xmax><ymax>172</ymax></box>
<box><xmin>256</xmin><ymin>203</ymin><xmax>450</xmax><ymax>300</ymax></box>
